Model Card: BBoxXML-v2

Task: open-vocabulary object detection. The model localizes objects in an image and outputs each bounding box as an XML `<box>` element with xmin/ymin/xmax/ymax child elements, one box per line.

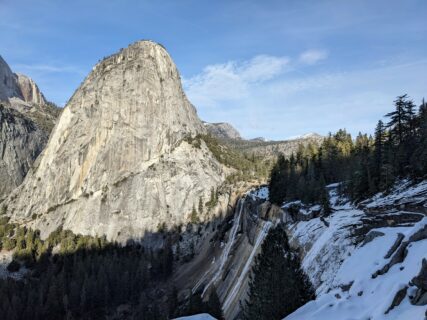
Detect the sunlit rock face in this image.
<box><xmin>15</xmin><ymin>73</ymin><xmax>46</xmax><ymax>106</ymax></box>
<box><xmin>6</xmin><ymin>40</ymin><xmax>227</xmax><ymax>242</ymax></box>
<box><xmin>0</xmin><ymin>55</ymin><xmax>24</xmax><ymax>102</ymax></box>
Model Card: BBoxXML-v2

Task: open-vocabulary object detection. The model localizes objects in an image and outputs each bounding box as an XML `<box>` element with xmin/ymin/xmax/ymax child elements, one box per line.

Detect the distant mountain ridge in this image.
<box><xmin>204</xmin><ymin>121</ymin><xmax>242</xmax><ymax>140</ymax></box>
<box><xmin>204</xmin><ymin>120</ymin><xmax>323</xmax><ymax>158</ymax></box>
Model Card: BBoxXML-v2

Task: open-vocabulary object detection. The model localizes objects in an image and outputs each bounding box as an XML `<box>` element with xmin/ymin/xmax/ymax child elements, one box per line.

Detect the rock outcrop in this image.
<box><xmin>204</xmin><ymin>122</ymin><xmax>242</xmax><ymax>140</ymax></box>
<box><xmin>15</xmin><ymin>73</ymin><xmax>46</xmax><ymax>106</ymax></box>
<box><xmin>0</xmin><ymin>55</ymin><xmax>59</xmax><ymax>199</ymax></box>
<box><xmin>0</xmin><ymin>105</ymin><xmax>48</xmax><ymax>199</ymax></box>
<box><xmin>0</xmin><ymin>55</ymin><xmax>23</xmax><ymax>102</ymax></box>
<box><xmin>5</xmin><ymin>40</ymin><xmax>227</xmax><ymax>242</ymax></box>
<box><xmin>0</xmin><ymin>55</ymin><xmax>46</xmax><ymax>106</ymax></box>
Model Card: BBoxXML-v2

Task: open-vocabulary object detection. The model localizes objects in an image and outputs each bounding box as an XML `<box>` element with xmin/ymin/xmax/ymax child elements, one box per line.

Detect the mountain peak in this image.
<box><xmin>0</xmin><ymin>55</ymin><xmax>47</xmax><ymax>106</ymax></box>
<box><xmin>204</xmin><ymin>121</ymin><xmax>242</xmax><ymax>140</ymax></box>
<box><xmin>6</xmin><ymin>40</ymin><xmax>224</xmax><ymax>242</ymax></box>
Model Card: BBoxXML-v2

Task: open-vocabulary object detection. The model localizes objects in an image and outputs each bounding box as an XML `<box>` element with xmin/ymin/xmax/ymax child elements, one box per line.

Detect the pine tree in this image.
<box><xmin>168</xmin><ymin>286</ymin><xmax>179</xmax><ymax>318</ymax></box>
<box><xmin>207</xmin><ymin>287</ymin><xmax>224</xmax><ymax>320</ymax></box>
<box><xmin>191</xmin><ymin>204</ymin><xmax>199</xmax><ymax>223</ymax></box>
<box><xmin>373</xmin><ymin>120</ymin><xmax>386</xmax><ymax>187</ymax></box>
<box><xmin>319</xmin><ymin>177</ymin><xmax>332</xmax><ymax>216</ymax></box>
<box><xmin>386</xmin><ymin>94</ymin><xmax>409</xmax><ymax>144</ymax></box>
<box><xmin>198</xmin><ymin>196</ymin><xmax>204</xmax><ymax>215</ymax></box>
<box><xmin>244</xmin><ymin>225</ymin><xmax>314</xmax><ymax>320</ymax></box>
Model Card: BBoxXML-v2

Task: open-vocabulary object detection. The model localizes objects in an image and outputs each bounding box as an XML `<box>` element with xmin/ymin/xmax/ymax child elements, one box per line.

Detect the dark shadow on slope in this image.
<box><xmin>0</xmin><ymin>207</ymin><xmax>237</xmax><ymax>320</ymax></box>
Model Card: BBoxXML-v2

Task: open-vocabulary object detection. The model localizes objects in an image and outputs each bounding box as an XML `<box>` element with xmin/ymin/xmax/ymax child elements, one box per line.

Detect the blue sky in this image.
<box><xmin>1</xmin><ymin>0</ymin><xmax>426</xmax><ymax>140</ymax></box>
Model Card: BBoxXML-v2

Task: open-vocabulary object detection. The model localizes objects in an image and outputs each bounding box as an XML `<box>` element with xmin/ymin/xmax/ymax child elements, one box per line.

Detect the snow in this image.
<box><xmin>174</xmin><ymin>314</ymin><xmax>216</xmax><ymax>320</ymax></box>
<box><xmin>364</xmin><ymin>179</ymin><xmax>427</xmax><ymax>209</ymax></box>
<box><xmin>249</xmin><ymin>186</ymin><xmax>269</xmax><ymax>201</ymax></box>
<box><xmin>284</xmin><ymin>182</ymin><xmax>427</xmax><ymax>320</ymax></box>
<box><xmin>289</xmin><ymin>209</ymin><xmax>364</xmax><ymax>294</ymax></box>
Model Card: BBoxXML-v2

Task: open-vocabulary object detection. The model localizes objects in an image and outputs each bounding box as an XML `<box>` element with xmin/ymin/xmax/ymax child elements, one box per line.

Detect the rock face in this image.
<box><xmin>6</xmin><ymin>41</ymin><xmax>226</xmax><ymax>242</ymax></box>
<box><xmin>0</xmin><ymin>55</ymin><xmax>23</xmax><ymax>102</ymax></box>
<box><xmin>0</xmin><ymin>55</ymin><xmax>46</xmax><ymax>106</ymax></box>
<box><xmin>0</xmin><ymin>56</ymin><xmax>57</xmax><ymax>199</ymax></box>
<box><xmin>15</xmin><ymin>73</ymin><xmax>46</xmax><ymax>105</ymax></box>
<box><xmin>0</xmin><ymin>105</ymin><xmax>48</xmax><ymax>199</ymax></box>
<box><xmin>204</xmin><ymin>122</ymin><xmax>242</xmax><ymax>140</ymax></box>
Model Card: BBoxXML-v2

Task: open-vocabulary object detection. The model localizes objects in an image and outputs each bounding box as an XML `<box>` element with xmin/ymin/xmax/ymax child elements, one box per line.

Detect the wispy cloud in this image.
<box><xmin>183</xmin><ymin>55</ymin><xmax>290</xmax><ymax>108</ymax></box>
<box><xmin>13</xmin><ymin>63</ymin><xmax>84</xmax><ymax>75</ymax></box>
<box><xmin>183</xmin><ymin>53</ymin><xmax>427</xmax><ymax>140</ymax></box>
<box><xmin>299</xmin><ymin>49</ymin><xmax>328</xmax><ymax>65</ymax></box>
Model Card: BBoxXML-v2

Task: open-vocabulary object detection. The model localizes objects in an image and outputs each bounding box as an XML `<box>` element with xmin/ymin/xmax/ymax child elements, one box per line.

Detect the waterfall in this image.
<box><xmin>222</xmin><ymin>220</ymin><xmax>273</xmax><ymax>312</ymax></box>
<box><xmin>191</xmin><ymin>198</ymin><xmax>244</xmax><ymax>296</ymax></box>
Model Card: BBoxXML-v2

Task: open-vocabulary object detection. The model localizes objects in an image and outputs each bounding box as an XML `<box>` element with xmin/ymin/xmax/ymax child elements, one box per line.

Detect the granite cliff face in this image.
<box><xmin>0</xmin><ymin>55</ymin><xmax>46</xmax><ymax>106</ymax></box>
<box><xmin>0</xmin><ymin>105</ymin><xmax>48</xmax><ymax>199</ymax></box>
<box><xmin>0</xmin><ymin>56</ymin><xmax>55</xmax><ymax>200</ymax></box>
<box><xmin>204</xmin><ymin>122</ymin><xmax>242</xmax><ymax>140</ymax></box>
<box><xmin>0</xmin><ymin>56</ymin><xmax>24</xmax><ymax>102</ymax></box>
<box><xmin>6</xmin><ymin>41</ymin><xmax>227</xmax><ymax>242</ymax></box>
<box><xmin>15</xmin><ymin>73</ymin><xmax>46</xmax><ymax>106</ymax></box>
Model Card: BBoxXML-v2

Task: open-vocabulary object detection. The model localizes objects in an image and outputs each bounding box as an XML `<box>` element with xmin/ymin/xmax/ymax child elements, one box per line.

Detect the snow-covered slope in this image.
<box><xmin>285</xmin><ymin>181</ymin><xmax>427</xmax><ymax>320</ymax></box>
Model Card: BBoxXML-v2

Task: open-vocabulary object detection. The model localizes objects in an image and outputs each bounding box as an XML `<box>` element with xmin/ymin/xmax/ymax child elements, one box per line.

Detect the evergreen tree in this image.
<box><xmin>244</xmin><ymin>225</ymin><xmax>314</xmax><ymax>320</ymax></box>
<box><xmin>373</xmin><ymin>120</ymin><xmax>386</xmax><ymax>188</ymax></box>
<box><xmin>207</xmin><ymin>287</ymin><xmax>224</xmax><ymax>320</ymax></box>
<box><xmin>386</xmin><ymin>94</ymin><xmax>410</xmax><ymax>144</ymax></box>
<box><xmin>168</xmin><ymin>286</ymin><xmax>179</xmax><ymax>318</ymax></box>
<box><xmin>198</xmin><ymin>196</ymin><xmax>204</xmax><ymax>215</ymax></box>
<box><xmin>191</xmin><ymin>204</ymin><xmax>199</xmax><ymax>223</ymax></box>
<box><xmin>319</xmin><ymin>178</ymin><xmax>332</xmax><ymax>216</ymax></box>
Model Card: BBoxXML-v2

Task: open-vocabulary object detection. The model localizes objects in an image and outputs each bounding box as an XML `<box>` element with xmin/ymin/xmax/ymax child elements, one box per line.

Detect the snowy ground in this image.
<box><xmin>285</xmin><ymin>181</ymin><xmax>427</xmax><ymax>320</ymax></box>
<box><xmin>249</xmin><ymin>185</ymin><xmax>269</xmax><ymax>201</ymax></box>
<box><xmin>174</xmin><ymin>181</ymin><xmax>427</xmax><ymax>320</ymax></box>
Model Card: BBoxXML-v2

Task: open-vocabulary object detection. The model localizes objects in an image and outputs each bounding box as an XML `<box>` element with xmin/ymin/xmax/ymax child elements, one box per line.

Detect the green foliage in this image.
<box><xmin>198</xmin><ymin>196</ymin><xmax>204</xmax><ymax>215</ymax></box>
<box><xmin>269</xmin><ymin>95</ymin><xmax>427</xmax><ymax>204</ymax></box>
<box><xmin>0</xmin><ymin>224</ymin><xmax>175</xmax><ymax>319</ymax></box>
<box><xmin>185</xmin><ymin>134</ymin><xmax>272</xmax><ymax>184</ymax></box>
<box><xmin>0</xmin><ymin>216</ymin><xmax>10</xmax><ymax>225</ymax></box>
<box><xmin>179</xmin><ymin>289</ymin><xmax>224</xmax><ymax>320</ymax></box>
<box><xmin>191</xmin><ymin>204</ymin><xmax>199</xmax><ymax>223</ymax></box>
<box><xmin>0</xmin><ymin>204</ymin><xmax>7</xmax><ymax>216</ymax></box>
<box><xmin>244</xmin><ymin>225</ymin><xmax>314</xmax><ymax>320</ymax></box>
<box><xmin>207</xmin><ymin>288</ymin><xmax>224</xmax><ymax>320</ymax></box>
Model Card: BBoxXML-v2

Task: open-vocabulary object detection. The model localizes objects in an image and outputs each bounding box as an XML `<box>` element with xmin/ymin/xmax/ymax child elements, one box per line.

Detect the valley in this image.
<box><xmin>0</xmin><ymin>38</ymin><xmax>425</xmax><ymax>320</ymax></box>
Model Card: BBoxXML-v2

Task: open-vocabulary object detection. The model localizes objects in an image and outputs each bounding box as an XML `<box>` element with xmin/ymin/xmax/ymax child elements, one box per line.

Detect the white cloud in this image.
<box><xmin>183</xmin><ymin>54</ymin><xmax>427</xmax><ymax>140</ymax></box>
<box><xmin>183</xmin><ymin>55</ymin><xmax>290</xmax><ymax>108</ymax></box>
<box><xmin>299</xmin><ymin>49</ymin><xmax>328</xmax><ymax>65</ymax></box>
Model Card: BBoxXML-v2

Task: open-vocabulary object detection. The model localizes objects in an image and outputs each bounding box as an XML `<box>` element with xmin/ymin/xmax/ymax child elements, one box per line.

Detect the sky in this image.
<box><xmin>0</xmin><ymin>0</ymin><xmax>426</xmax><ymax>140</ymax></box>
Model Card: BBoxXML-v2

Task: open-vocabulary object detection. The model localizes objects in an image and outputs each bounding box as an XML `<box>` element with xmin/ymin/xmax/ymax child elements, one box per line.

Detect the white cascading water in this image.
<box><xmin>222</xmin><ymin>220</ymin><xmax>273</xmax><ymax>312</ymax></box>
<box><xmin>191</xmin><ymin>198</ymin><xmax>245</xmax><ymax>296</ymax></box>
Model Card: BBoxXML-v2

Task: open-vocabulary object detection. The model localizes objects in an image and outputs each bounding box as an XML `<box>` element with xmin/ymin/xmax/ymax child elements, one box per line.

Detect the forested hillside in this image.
<box><xmin>269</xmin><ymin>95</ymin><xmax>427</xmax><ymax>207</ymax></box>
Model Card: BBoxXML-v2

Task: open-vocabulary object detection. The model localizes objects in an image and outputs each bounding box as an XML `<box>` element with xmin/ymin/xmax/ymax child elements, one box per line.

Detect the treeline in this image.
<box><xmin>0</xmin><ymin>217</ymin><xmax>176</xmax><ymax>320</ymax></box>
<box><xmin>269</xmin><ymin>95</ymin><xmax>427</xmax><ymax>206</ymax></box>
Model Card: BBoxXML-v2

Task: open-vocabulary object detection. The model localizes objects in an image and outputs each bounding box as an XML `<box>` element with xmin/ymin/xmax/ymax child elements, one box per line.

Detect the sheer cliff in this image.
<box><xmin>5</xmin><ymin>41</ymin><xmax>227</xmax><ymax>242</ymax></box>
